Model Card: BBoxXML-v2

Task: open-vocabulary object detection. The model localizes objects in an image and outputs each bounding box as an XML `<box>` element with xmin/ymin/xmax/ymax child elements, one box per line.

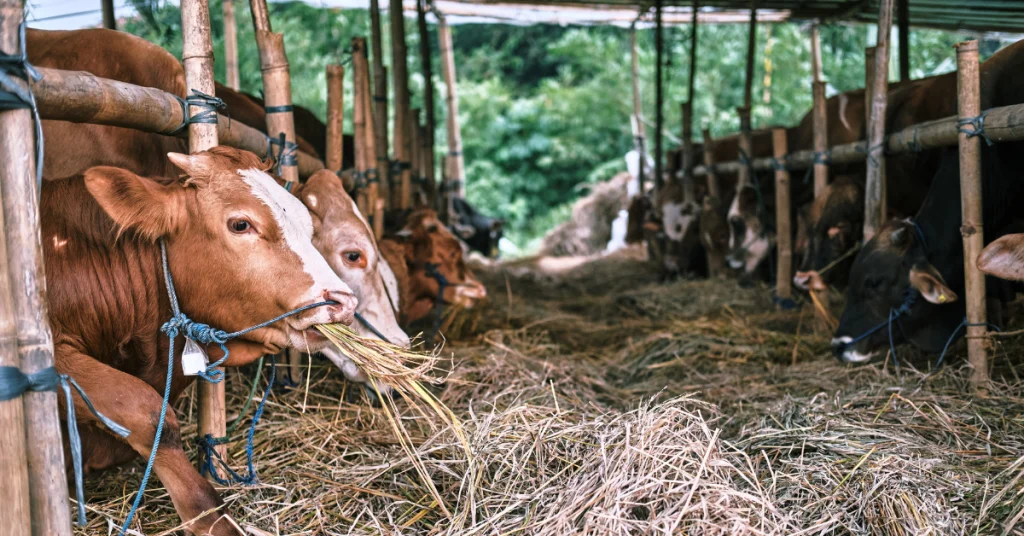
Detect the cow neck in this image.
<box><xmin>912</xmin><ymin>161</ymin><xmax>965</xmax><ymax>286</ymax></box>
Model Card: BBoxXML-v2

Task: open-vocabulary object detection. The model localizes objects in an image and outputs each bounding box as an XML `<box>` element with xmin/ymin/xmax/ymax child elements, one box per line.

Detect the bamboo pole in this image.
<box><xmin>390</xmin><ymin>0</ymin><xmax>412</xmax><ymax>209</ymax></box>
<box><xmin>417</xmin><ymin>0</ymin><xmax>437</xmax><ymax>209</ymax></box>
<box><xmin>654</xmin><ymin>0</ymin><xmax>664</xmax><ymax>192</ymax></box>
<box><xmin>773</xmin><ymin>128</ymin><xmax>792</xmax><ymax>306</ymax></box>
<box><xmin>102</xmin><ymin>0</ymin><xmax>115</xmax><ymax>30</ymax></box>
<box><xmin>0</xmin><ymin>3</ymin><xmax>71</xmax><ymax>534</ymax></box>
<box><xmin>863</xmin><ymin>0</ymin><xmax>895</xmax><ymax>242</ymax></box>
<box><xmin>28</xmin><ymin>67</ymin><xmax>325</xmax><ymax>177</ymax></box>
<box><xmin>864</xmin><ymin>46</ymin><xmax>875</xmax><ymax>138</ymax></box>
<box><xmin>737</xmin><ymin>2</ymin><xmax>756</xmax><ymax>188</ymax></box>
<box><xmin>183</xmin><ymin>0</ymin><xmax>227</xmax><ymax>469</ymax></box>
<box><xmin>437</xmin><ymin>12</ymin><xmax>464</xmax><ymax>222</ymax></box>
<box><xmin>353</xmin><ymin>38</ymin><xmax>370</xmax><ymax>216</ymax></box>
<box><xmin>811</xmin><ymin>25</ymin><xmax>830</xmax><ymax>330</ymax></box>
<box><xmin>629</xmin><ymin>25</ymin><xmax>646</xmax><ymax>194</ymax></box>
<box><xmin>325</xmin><ymin>64</ymin><xmax>345</xmax><ymax>172</ymax></box>
<box><xmin>410</xmin><ymin>107</ymin><xmax>422</xmax><ymax>206</ymax></box>
<box><xmin>687</xmin><ymin>0</ymin><xmax>698</xmax><ymax>104</ymax></box>
<box><xmin>223</xmin><ymin>0</ymin><xmax>240</xmax><ymax>91</ymax></box>
<box><xmin>681</xmin><ymin>102</ymin><xmax>694</xmax><ymax>201</ymax></box>
<box><xmin>956</xmin><ymin>40</ymin><xmax>989</xmax><ymax>393</ymax></box>
<box><xmin>369</xmin><ymin>0</ymin><xmax>390</xmax><ymax>210</ymax></box>
<box><xmin>360</xmin><ymin>49</ymin><xmax>380</xmax><ymax>228</ymax></box>
<box><xmin>249</xmin><ymin>0</ymin><xmax>300</xmax><ymax>190</ymax></box>
<box><xmin>0</xmin><ymin>7</ymin><xmax>36</xmax><ymax>535</ymax></box>
<box><xmin>701</xmin><ymin>128</ymin><xmax>720</xmax><ymax>199</ymax></box>
<box><xmin>743</xmin><ymin>1</ymin><xmax>757</xmax><ymax>113</ymax></box>
<box><xmin>898</xmin><ymin>0</ymin><xmax>910</xmax><ymax>82</ymax></box>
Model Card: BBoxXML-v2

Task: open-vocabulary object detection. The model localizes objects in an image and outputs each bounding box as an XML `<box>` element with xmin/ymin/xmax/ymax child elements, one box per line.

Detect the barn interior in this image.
<box><xmin>6</xmin><ymin>0</ymin><xmax>1024</xmax><ymax>535</ymax></box>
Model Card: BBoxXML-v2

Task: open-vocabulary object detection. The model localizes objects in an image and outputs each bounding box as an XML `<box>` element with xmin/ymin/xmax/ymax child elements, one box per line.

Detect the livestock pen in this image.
<box><xmin>2</xmin><ymin>0</ymin><xmax>1024</xmax><ymax>535</ymax></box>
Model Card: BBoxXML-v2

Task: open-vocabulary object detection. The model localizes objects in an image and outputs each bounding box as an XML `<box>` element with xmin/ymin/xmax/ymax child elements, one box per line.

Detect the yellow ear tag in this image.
<box><xmin>938</xmin><ymin>294</ymin><xmax>948</xmax><ymax>303</ymax></box>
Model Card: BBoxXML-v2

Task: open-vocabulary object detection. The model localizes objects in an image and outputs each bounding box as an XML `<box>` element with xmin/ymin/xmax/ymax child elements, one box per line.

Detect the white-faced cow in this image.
<box><xmin>47</xmin><ymin>147</ymin><xmax>356</xmax><ymax>536</ymax></box>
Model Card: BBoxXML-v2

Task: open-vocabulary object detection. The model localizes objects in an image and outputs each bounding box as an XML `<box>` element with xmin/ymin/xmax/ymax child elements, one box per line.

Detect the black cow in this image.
<box><xmin>831</xmin><ymin>145</ymin><xmax>1024</xmax><ymax>364</ymax></box>
<box><xmin>450</xmin><ymin>197</ymin><xmax>504</xmax><ymax>258</ymax></box>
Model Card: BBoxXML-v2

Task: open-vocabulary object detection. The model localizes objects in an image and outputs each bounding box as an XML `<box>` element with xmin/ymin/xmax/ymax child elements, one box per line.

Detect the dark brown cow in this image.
<box><xmin>379</xmin><ymin>209</ymin><xmax>487</xmax><ymax>325</ymax></box>
<box><xmin>48</xmin><ymin>147</ymin><xmax>355</xmax><ymax>535</ymax></box>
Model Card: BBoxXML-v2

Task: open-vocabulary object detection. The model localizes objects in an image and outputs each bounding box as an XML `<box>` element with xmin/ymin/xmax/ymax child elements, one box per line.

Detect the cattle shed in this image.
<box><xmin>4</xmin><ymin>0</ymin><xmax>1024</xmax><ymax>534</ymax></box>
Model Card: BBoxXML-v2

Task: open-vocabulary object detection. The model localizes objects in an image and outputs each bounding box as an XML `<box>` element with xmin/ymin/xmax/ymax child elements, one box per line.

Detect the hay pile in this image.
<box><xmin>539</xmin><ymin>172</ymin><xmax>632</xmax><ymax>257</ymax></box>
<box><xmin>76</xmin><ymin>252</ymin><xmax>1024</xmax><ymax>535</ymax></box>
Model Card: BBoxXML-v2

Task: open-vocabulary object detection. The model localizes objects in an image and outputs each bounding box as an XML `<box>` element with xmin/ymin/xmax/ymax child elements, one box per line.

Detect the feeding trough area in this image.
<box><xmin>3</xmin><ymin>0</ymin><xmax>1024</xmax><ymax>534</ymax></box>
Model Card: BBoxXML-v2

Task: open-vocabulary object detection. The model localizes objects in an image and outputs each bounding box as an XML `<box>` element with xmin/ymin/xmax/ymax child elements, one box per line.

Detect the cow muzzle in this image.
<box><xmin>453</xmin><ymin>281</ymin><xmax>487</xmax><ymax>308</ymax></box>
<box><xmin>830</xmin><ymin>336</ymin><xmax>881</xmax><ymax>364</ymax></box>
<box><xmin>793</xmin><ymin>270</ymin><xmax>826</xmax><ymax>292</ymax></box>
<box><xmin>293</xmin><ymin>289</ymin><xmax>358</xmax><ymax>330</ymax></box>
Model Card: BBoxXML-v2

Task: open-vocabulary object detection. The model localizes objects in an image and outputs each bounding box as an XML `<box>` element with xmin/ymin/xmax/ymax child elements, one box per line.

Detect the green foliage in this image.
<box><xmin>120</xmin><ymin>5</ymin><xmax>990</xmax><ymax>252</ymax></box>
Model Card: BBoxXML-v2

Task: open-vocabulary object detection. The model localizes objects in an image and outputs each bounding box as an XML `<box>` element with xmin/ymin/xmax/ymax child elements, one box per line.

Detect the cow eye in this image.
<box><xmin>228</xmin><ymin>218</ymin><xmax>253</xmax><ymax>234</ymax></box>
<box><xmin>344</xmin><ymin>251</ymin><xmax>361</xmax><ymax>264</ymax></box>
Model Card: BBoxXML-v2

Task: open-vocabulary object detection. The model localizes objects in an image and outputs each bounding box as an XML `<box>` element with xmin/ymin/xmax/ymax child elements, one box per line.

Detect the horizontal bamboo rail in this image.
<box><xmin>30</xmin><ymin>67</ymin><xmax>326</xmax><ymax>178</ymax></box>
<box><xmin>691</xmin><ymin>101</ymin><xmax>1024</xmax><ymax>177</ymax></box>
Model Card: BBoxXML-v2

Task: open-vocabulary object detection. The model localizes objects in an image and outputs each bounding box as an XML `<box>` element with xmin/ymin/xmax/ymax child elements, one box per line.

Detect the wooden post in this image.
<box><xmin>390</xmin><ymin>0</ymin><xmax>413</xmax><ymax>210</ymax></box>
<box><xmin>653</xmin><ymin>0</ymin><xmax>664</xmax><ymax>192</ymax></box>
<box><xmin>357</xmin><ymin>41</ymin><xmax>380</xmax><ymax>224</ymax></box>
<box><xmin>410</xmin><ymin>107</ymin><xmax>421</xmax><ymax>206</ymax></box>
<box><xmin>687</xmin><ymin>0</ymin><xmax>698</xmax><ymax>104</ymax></box>
<box><xmin>352</xmin><ymin>38</ymin><xmax>370</xmax><ymax>216</ymax></box>
<box><xmin>898</xmin><ymin>0</ymin><xmax>910</xmax><ymax>82</ymax></box>
<box><xmin>811</xmin><ymin>25</ymin><xmax>830</xmax><ymax>330</ymax></box>
<box><xmin>701</xmin><ymin>128</ymin><xmax>720</xmax><ymax>200</ymax></box>
<box><xmin>223</xmin><ymin>0</ymin><xmax>241</xmax><ymax>91</ymax></box>
<box><xmin>369</xmin><ymin>0</ymin><xmax>390</xmax><ymax>210</ymax></box>
<box><xmin>681</xmin><ymin>102</ymin><xmax>695</xmax><ymax>201</ymax></box>
<box><xmin>629</xmin><ymin>25</ymin><xmax>646</xmax><ymax>194</ymax></box>
<box><xmin>249</xmin><ymin>0</ymin><xmax>300</xmax><ymax>190</ymax></box>
<box><xmin>325</xmin><ymin>64</ymin><xmax>345</xmax><ymax>172</ymax></box>
<box><xmin>417</xmin><ymin>0</ymin><xmax>437</xmax><ymax>209</ymax></box>
<box><xmin>184</xmin><ymin>0</ymin><xmax>228</xmax><ymax>468</ymax></box>
<box><xmin>437</xmin><ymin>12</ymin><xmax>465</xmax><ymax>222</ymax></box>
<box><xmin>737</xmin><ymin>1</ymin><xmax>757</xmax><ymax>188</ymax></box>
<box><xmin>773</xmin><ymin>128</ymin><xmax>792</xmax><ymax>305</ymax></box>
<box><xmin>864</xmin><ymin>46</ymin><xmax>875</xmax><ymax>131</ymax></box>
<box><xmin>743</xmin><ymin>1</ymin><xmax>757</xmax><ymax>114</ymax></box>
<box><xmin>101</xmin><ymin>0</ymin><xmax>115</xmax><ymax>30</ymax></box>
<box><xmin>863</xmin><ymin>0</ymin><xmax>894</xmax><ymax>242</ymax></box>
<box><xmin>0</xmin><ymin>5</ymin><xmax>41</xmax><ymax>535</ymax></box>
<box><xmin>956</xmin><ymin>40</ymin><xmax>989</xmax><ymax>392</ymax></box>
<box><xmin>0</xmin><ymin>3</ymin><xmax>72</xmax><ymax>534</ymax></box>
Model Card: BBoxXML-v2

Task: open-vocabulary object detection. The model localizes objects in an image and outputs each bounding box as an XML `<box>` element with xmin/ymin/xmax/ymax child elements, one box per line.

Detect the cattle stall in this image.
<box><xmin>4</xmin><ymin>0</ymin><xmax>1024</xmax><ymax>535</ymax></box>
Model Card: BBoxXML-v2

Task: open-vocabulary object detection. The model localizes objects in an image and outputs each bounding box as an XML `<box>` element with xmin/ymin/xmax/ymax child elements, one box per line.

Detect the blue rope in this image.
<box><xmin>198</xmin><ymin>355</ymin><xmax>276</xmax><ymax>485</ymax></box>
<box><xmin>0</xmin><ymin>366</ymin><xmax>129</xmax><ymax>526</ymax></box>
<box><xmin>934</xmin><ymin>318</ymin><xmax>1001</xmax><ymax>370</ymax></box>
<box><xmin>120</xmin><ymin>240</ymin><xmax>339</xmax><ymax>534</ymax></box>
<box><xmin>835</xmin><ymin>289</ymin><xmax>918</xmax><ymax>359</ymax></box>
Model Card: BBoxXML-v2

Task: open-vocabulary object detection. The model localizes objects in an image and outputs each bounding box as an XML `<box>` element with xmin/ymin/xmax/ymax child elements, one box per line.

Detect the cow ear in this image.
<box><xmin>890</xmin><ymin>226</ymin><xmax>909</xmax><ymax>248</ymax></box>
<box><xmin>978</xmin><ymin>234</ymin><xmax>1024</xmax><ymax>281</ymax></box>
<box><xmin>909</xmin><ymin>264</ymin><xmax>958</xmax><ymax>305</ymax></box>
<box><xmin>166</xmin><ymin>152</ymin><xmax>215</xmax><ymax>184</ymax></box>
<box><xmin>85</xmin><ymin>166</ymin><xmax>186</xmax><ymax>241</ymax></box>
<box><xmin>454</xmin><ymin>223</ymin><xmax>475</xmax><ymax>239</ymax></box>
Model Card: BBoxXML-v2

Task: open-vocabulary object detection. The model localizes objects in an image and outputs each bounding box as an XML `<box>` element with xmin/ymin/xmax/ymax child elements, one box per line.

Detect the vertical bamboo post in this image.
<box><xmin>629</xmin><ymin>25</ymin><xmax>646</xmax><ymax>195</ymax></box>
<box><xmin>773</xmin><ymin>128</ymin><xmax>792</xmax><ymax>305</ymax></box>
<box><xmin>688</xmin><ymin>0</ymin><xmax>698</xmax><ymax>103</ymax></box>
<box><xmin>101</xmin><ymin>0</ymin><xmax>116</xmax><ymax>30</ymax></box>
<box><xmin>898</xmin><ymin>0</ymin><xmax>910</xmax><ymax>82</ymax></box>
<box><xmin>737</xmin><ymin>1</ymin><xmax>757</xmax><ymax>188</ymax></box>
<box><xmin>390</xmin><ymin>0</ymin><xmax>412</xmax><ymax>209</ymax></box>
<box><xmin>325</xmin><ymin>64</ymin><xmax>345</xmax><ymax>172</ymax></box>
<box><xmin>410</xmin><ymin>107</ymin><xmax>421</xmax><ymax>206</ymax></box>
<box><xmin>358</xmin><ymin>42</ymin><xmax>380</xmax><ymax>225</ymax></box>
<box><xmin>681</xmin><ymin>102</ymin><xmax>694</xmax><ymax>201</ymax></box>
<box><xmin>223</xmin><ymin>0</ymin><xmax>241</xmax><ymax>91</ymax></box>
<box><xmin>352</xmin><ymin>38</ymin><xmax>370</xmax><ymax>216</ymax></box>
<box><xmin>863</xmin><ymin>0</ymin><xmax>894</xmax><ymax>242</ymax></box>
<box><xmin>0</xmin><ymin>217</ymin><xmax>31</xmax><ymax>536</ymax></box>
<box><xmin>864</xmin><ymin>46</ymin><xmax>875</xmax><ymax>131</ymax></box>
<box><xmin>811</xmin><ymin>25</ymin><xmax>830</xmax><ymax>329</ymax></box>
<box><xmin>0</xmin><ymin>6</ymin><xmax>39</xmax><ymax>534</ymax></box>
<box><xmin>956</xmin><ymin>40</ymin><xmax>988</xmax><ymax>392</ymax></box>
<box><xmin>417</xmin><ymin>0</ymin><xmax>437</xmax><ymax>208</ymax></box>
<box><xmin>249</xmin><ymin>0</ymin><xmax>299</xmax><ymax>189</ymax></box>
<box><xmin>437</xmin><ymin>12</ymin><xmax>464</xmax><ymax>222</ymax></box>
<box><xmin>702</xmin><ymin>128</ymin><xmax>720</xmax><ymax>200</ymax></box>
<box><xmin>183</xmin><ymin>0</ymin><xmax>227</xmax><ymax>467</ymax></box>
<box><xmin>653</xmin><ymin>0</ymin><xmax>664</xmax><ymax>193</ymax></box>
<box><xmin>369</xmin><ymin>0</ymin><xmax>390</xmax><ymax>210</ymax></box>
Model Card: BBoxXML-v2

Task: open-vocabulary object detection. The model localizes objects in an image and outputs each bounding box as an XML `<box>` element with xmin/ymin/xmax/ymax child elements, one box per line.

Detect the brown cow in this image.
<box><xmin>379</xmin><ymin>209</ymin><xmax>488</xmax><ymax>325</ymax></box>
<box><xmin>213</xmin><ymin>82</ymin><xmax>328</xmax><ymax>161</ymax></box>
<box><xmin>48</xmin><ymin>147</ymin><xmax>356</xmax><ymax>535</ymax></box>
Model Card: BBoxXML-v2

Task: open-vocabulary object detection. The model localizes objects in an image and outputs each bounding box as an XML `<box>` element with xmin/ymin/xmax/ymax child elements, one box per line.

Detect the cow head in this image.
<box><xmin>657</xmin><ymin>182</ymin><xmax>702</xmax><ymax>277</ymax></box>
<box><xmin>397</xmin><ymin>209</ymin><xmax>487</xmax><ymax>323</ymax></box>
<box><xmin>298</xmin><ymin>170</ymin><xmax>410</xmax><ymax>350</ymax></box>
<box><xmin>831</xmin><ymin>220</ymin><xmax>961</xmax><ymax>363</ymax></box>
<box><xmin>85</xmin><ymin>147</ymin><xmax>356</xmax><ymax>354</ymax></box>
<box><xmin>726</xmin><ymin>184</ymin><xmax>773</xmax><ymax>283</ymax></box>
<box><xmin>794</xmin><ymin>177</ymin><xmax>863</xmax><ymax>291</ymax></box>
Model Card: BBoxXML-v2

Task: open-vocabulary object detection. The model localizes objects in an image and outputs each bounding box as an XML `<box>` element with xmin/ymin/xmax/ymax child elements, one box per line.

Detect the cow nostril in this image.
<box><xmin>830</xmin><ymin>338</ymin><xmax>850</xmax><ymax>360</ymax></box>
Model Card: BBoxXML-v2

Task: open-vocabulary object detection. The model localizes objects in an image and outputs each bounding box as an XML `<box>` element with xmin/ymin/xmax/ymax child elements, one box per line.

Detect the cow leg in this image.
<box><xmin>58</xmin><ymin>347</ymin><xmax>243</xmax><ymax>536</ymax></box>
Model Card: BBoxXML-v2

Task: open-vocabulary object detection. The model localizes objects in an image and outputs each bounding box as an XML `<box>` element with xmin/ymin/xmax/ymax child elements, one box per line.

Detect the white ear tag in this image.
<box><xmin>181</xmin><ymin>338</ymin><xmax>209</xmax><ymax>376</ymax></box>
